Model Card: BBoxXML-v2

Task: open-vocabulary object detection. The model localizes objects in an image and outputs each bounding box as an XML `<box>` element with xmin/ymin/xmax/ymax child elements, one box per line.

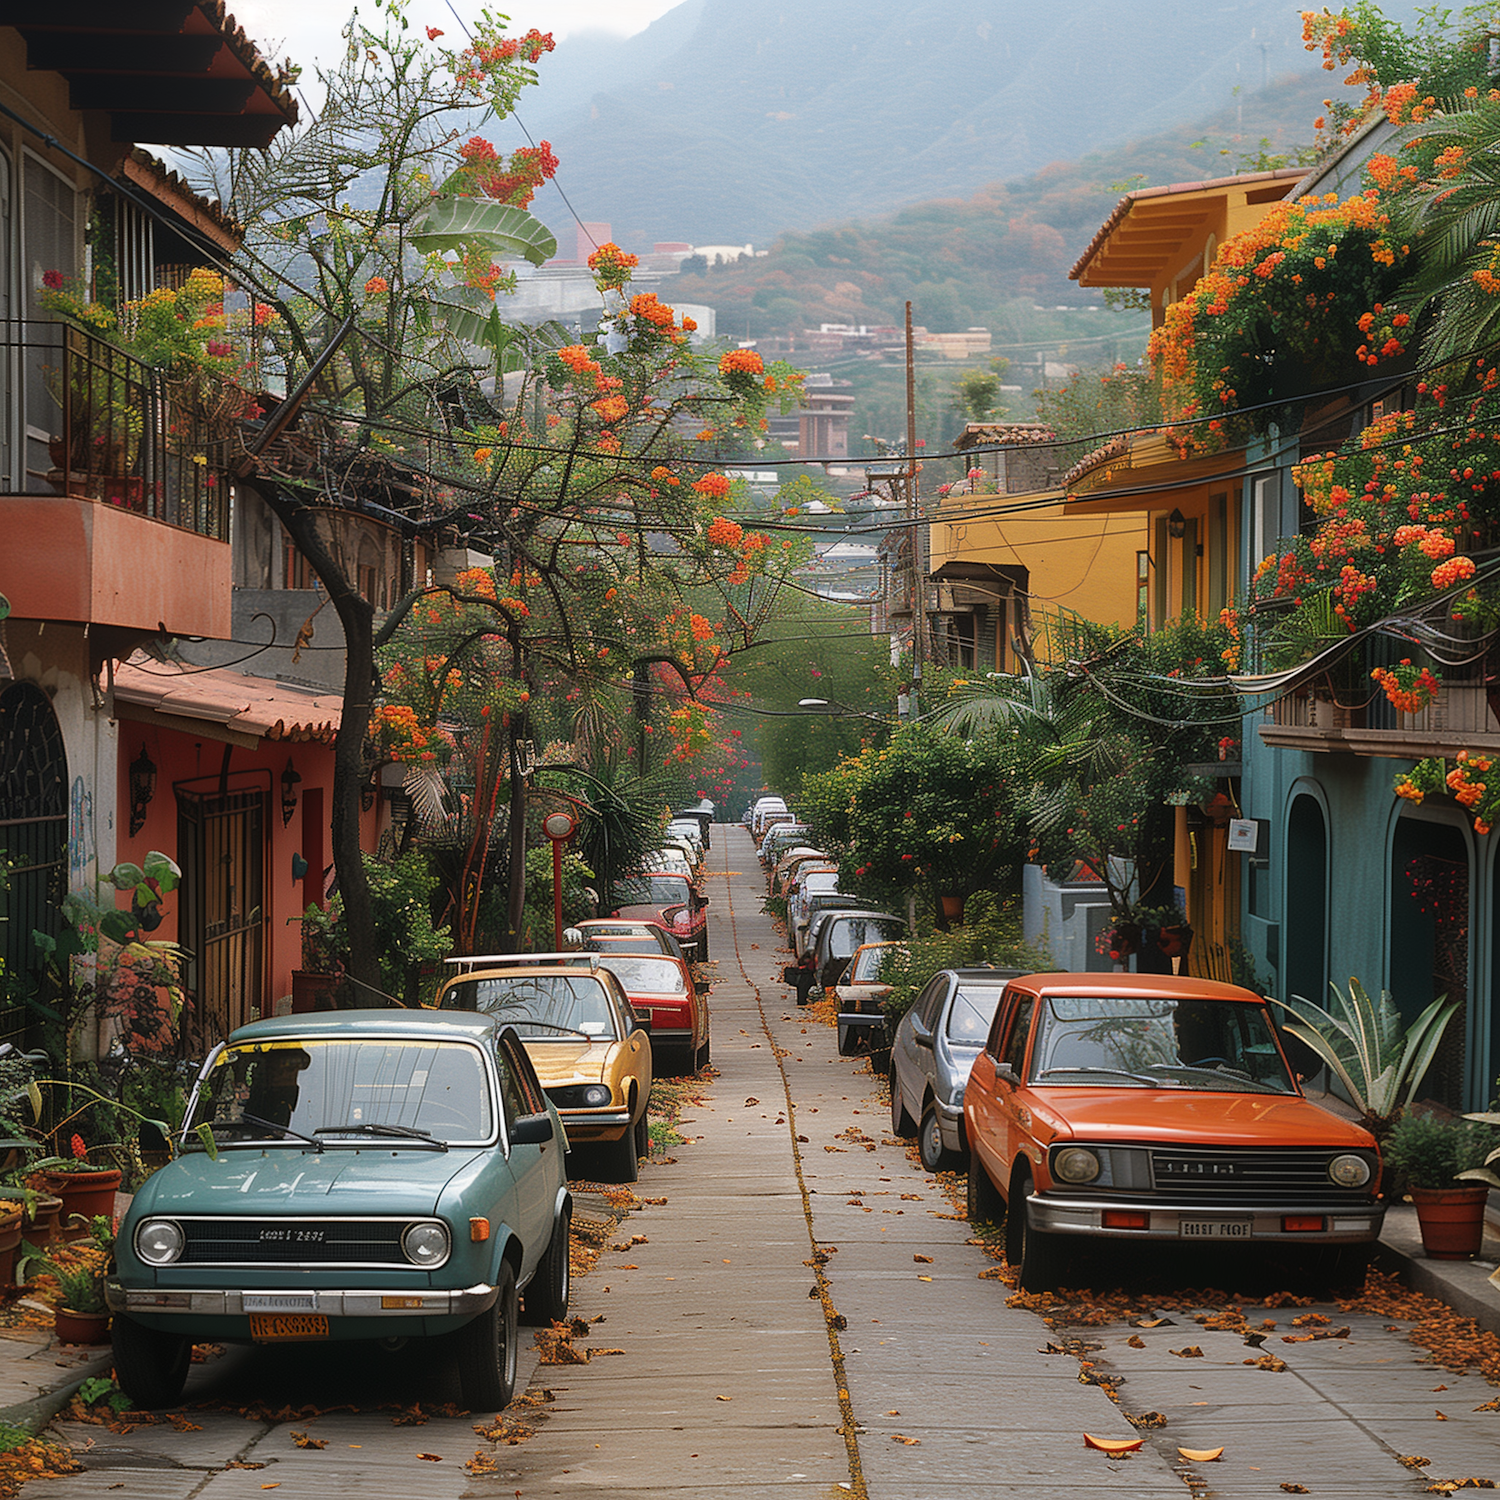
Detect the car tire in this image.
<box><xmin>111</xmin><ymin>1315</ymin><xmax>192</xmax><ymax>1410</ymax></box>
<box><xmin>521</xmin><ymin>1202</ymin><xmax>571</xmax><ymax>1326</ymax></box>
<box><xmin>966</xmin><ymin>1149</ymin><xmax>1003</xmax><ymax>1225</ymax></box>
<box><xmin>1309</xmin><ymin>1243</ymin><xmax>1372</xmax><ymax>1298</ymax></box>
<box><xmin>695</xmin><ymin>1034</ymin><xmax>710</xmax><ymax>1070</ymax></box>
<box><xmin>918</xmin><ymin>1103</ymin><xmax>948</xmax><ymax>1172</ymax></box>
<box><xmin>454</xmin><ymin>1262</ymin><xmax>519</xmax><ymax>1411</ymax></box>
<box><xmin>633</xmin><ymin>1101</ymin><xmax>650</xmax><ymax>1163</ymax></box>
<box><xmin>889</xmin><ymin>1067</ymin><xmax>915</xmax><ymax>1137</ymax></box>
<box><xmin>1008</xmin><ymin>1172</ymin><xmax>1065</xmax><ymax>1293</ymax></box>
<box><xmin>700</xmin><ymin>926</ymin><xmax>710</xmax><ymax>961</ymax></box>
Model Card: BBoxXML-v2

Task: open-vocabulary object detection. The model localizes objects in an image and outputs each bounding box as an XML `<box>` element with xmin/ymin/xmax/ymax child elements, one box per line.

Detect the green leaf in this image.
<box><xmin>98</xmin><ymin>910</ymin><xmax>135</xmax><ymax>944</ymax></box>
<box><xmin>31</xmin><ymin>932</ymin><xmax>55</xmax><ymax>960</ymax></box>
<box><xmin>194</xmin><ymin>1123</ymin><xmax>218</xmax><ymax>1161</ymax></box>
<box><xmin>142</xmin><ymin>851</ymin><xmax>181</xmax><ymax>892</ymax></box>
<box><xmin>25</xmin><ymin>1081</ymin><xmax>40</xmax><ymax>1124</ymax></box>
<box><xmin>0</xmin><ymin>592</ymin><xmax>9</xmax><ymax>623</ymax></box>
<box><xmin>408</xmin><ymin>199</ymin><xmax>557</xmax><ymax>265</ymax></box>
<box><xmin>108</xmin><ymin>862</ymin><xmax>146</xmax><ymax>892</ymax></box>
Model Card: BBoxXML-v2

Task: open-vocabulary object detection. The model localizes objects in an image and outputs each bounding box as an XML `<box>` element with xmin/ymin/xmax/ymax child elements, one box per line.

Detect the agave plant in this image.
<box><xmin>1272</xmin><ymin>979</ymin><xmax>1460</xmax><ymax>1135</ymax></box>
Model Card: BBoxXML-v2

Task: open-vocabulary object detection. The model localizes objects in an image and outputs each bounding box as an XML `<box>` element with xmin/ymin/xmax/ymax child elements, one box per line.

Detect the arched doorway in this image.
<box><xmin>0</xmin><ymin>682</ymin><xmax>68</xmax><ymax>1042</ymax></box>
<box><xmin>1391</xmin><ymin>814</ymin><xmax>1471</xmax><ymax>1109</ymax></box>
<box><xmin>1284</xmin><ymin>792</ymin><xmax>1328</xmax><ymax>1006</ymax></box>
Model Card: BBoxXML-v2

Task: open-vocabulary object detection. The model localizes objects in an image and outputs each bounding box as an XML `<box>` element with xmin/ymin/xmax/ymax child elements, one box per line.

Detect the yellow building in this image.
<box><xmin>923</xmin><ymin>423</ymin><xmax>1149</xmax><ymax>674</ymax></box>
<box><xmin>1059</xmin><ymin>168</ymin><xmax>1306</xmax><ymax>975</ymax></box>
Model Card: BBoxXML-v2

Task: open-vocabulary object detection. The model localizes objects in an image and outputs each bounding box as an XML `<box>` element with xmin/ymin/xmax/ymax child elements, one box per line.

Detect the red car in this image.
<box><xmin>575</xmin><ymin>918</ymin><xmax>687</xmax><ymax>964</ymax></box>
<box><xmin>610</xmin><ymin>873</ymin><xmax>710</xmax><ymax>961</ymax></box>
<box><xmin>595</xmin><ymin>951</ymin><xmax>709</xmax><ymax>1074</ymax></box>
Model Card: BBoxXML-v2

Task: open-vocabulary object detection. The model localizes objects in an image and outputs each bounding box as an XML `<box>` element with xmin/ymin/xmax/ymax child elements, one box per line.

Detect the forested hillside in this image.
<box><xmin>664</xmin><ymin>71</ymin><xmax>1331</xmax><ymax>340</ymax></box>
<box><xmin>520</xmin><ymin>0</ymin><xmax>1414</xmax><ymax>246</ymax></box>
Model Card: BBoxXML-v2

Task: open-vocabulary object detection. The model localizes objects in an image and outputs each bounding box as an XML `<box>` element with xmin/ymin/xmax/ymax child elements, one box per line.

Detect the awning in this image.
<box><xmin>112</xmin><ymin>655</ymin><xmax>340</xmax><ymax>749</ymax></box>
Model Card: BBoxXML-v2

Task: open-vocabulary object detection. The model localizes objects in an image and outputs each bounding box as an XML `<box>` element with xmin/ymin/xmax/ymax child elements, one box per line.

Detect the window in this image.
<box><xmin>1249</xmin><ymin>473</ymin><xmax>1277</xmax><ymax>583</ymax></box>
<box><xmin>1003</xmin><ymin>996</ymin><xmax>1035</xmax><ymax>1075</ymax></box>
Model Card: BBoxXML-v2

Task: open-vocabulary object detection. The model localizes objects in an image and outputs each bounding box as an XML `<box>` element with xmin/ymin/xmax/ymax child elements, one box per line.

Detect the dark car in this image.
<box><xmin>889</xmin><ymin>967</ymin><xmax>1023</xmax><ymax>1170</ymax></box>
<box><xmin>784</xmin><ymin>908</ymin><xmax>906</xmax><ymax>1004</ymax></box>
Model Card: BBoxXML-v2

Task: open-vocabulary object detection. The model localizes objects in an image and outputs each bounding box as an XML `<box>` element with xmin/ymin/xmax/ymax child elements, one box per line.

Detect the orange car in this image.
<box><xmin>963</xmin><ymin>973</ymin><xmax>1385</xmax><ymax>1292</ymax></box>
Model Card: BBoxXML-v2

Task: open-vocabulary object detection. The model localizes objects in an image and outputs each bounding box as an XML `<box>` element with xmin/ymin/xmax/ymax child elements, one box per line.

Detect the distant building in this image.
<box><xmin>764</xmin><ymin>372</ymin><xmax>853</xmax><ymax>459</ymax></box>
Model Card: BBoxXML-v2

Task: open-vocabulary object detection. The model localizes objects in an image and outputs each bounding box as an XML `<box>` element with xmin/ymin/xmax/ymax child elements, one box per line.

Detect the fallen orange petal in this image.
<box><xmin>1083</xmin><ymin>1434</ymin><xmax>1144</xmax><ymax>1454</ymax></box>
<box><xmin>1178</xmin><ymin>1447</ymin><xmax>1224</xmax><ymax>1462</ymax></box>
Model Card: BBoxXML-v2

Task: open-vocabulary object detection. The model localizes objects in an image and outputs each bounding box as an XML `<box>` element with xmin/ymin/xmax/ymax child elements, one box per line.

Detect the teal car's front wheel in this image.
<box><xmin>111</xmin><ymin>1315</ymin><xmax>192</xmax><ymax>1409</ymax></box>
<box><xmin>453</xmin><ymin>1263</ymin><xmax>518</xmax><ymax>1411</ymax></box>
<box><xmin>522</xmin><ymin>1202</ymin><xmax>571</xmax><ymax>1326</ymax></box>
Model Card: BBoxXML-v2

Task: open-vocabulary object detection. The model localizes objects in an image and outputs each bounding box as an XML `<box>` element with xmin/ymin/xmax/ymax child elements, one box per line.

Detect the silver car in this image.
<box><xmin>890</xmin><ymin>968</ymin><xmax>1022</xmax><ymax>1171</ymax></box>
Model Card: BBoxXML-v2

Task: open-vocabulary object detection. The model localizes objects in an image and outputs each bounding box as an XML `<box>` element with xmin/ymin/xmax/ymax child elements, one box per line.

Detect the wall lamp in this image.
<box><xmin>128</xmin><ymin>745</ymin><xmax>156</xmax><ymax>837</ymax></box>
<box><xmin>1167</xmin><ymin>508</ymin><xmax>1188</xmax><ymax>540</ymax></box>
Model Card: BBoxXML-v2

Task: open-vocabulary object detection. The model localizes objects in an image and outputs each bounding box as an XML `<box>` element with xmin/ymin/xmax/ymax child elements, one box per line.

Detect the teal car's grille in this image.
<box><xmin>176</xmin><ymin>1218</ymin><xmax>414</xmax><ymax>1266</ymax></box>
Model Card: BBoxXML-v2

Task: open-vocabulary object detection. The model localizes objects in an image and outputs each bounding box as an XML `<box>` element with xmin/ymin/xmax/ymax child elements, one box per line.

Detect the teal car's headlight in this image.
<box><xmin>402</xmin><ymin>1221</ymin><xmax>451</xmax><ymax>1268</ymax></box>
<box><xmin>136</xmin><ymin>1218</ymin><xmax>185</xmax><ymax>1266</ymax></box>
<box><xmin>549</xmin><ymin>1084</ymin><xmax>613</xmax><ymax>1108</ymax></box>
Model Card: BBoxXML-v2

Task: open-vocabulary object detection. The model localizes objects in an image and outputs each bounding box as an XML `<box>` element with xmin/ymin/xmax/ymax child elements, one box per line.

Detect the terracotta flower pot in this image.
<box><xmin>53</xmin><ymin>1308</ymin><xmax>110</xmax><ymax>1346</ymax></box>
<box><xmin>0</xmin><ymin>1204</ymin><xmax>23</xmax><ymax>1288</ymax></box>
<box><xmin>1411</xmin><ymin>1184</ymin><xmax>1490</xmax><ymax>1260</ymax></box>
<box><xmin>29</xmin><ymin>1171</ymin><xmax>122</xmax><ymax>1239</ymax></box>
<box><xmin>939</xmin><ymin>894</ymin><xmax>966</xmax><ymax>924</ymax></box>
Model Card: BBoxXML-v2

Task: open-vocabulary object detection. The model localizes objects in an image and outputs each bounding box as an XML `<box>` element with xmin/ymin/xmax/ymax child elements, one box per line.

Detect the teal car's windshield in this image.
<box><xmin>443</xmin><ymin>974</ymin><xmax>622</xmax><ymax>1041</ymax></box>
<box><xmin>1029</xmin><ymin>996</ymin><xmax>1297</xmax><ymax>1094</ymax></box>
<box><xmin>185</xmin><ymin>1039</ymin><xmax>493</xmax><ymax>1146</ymax></box>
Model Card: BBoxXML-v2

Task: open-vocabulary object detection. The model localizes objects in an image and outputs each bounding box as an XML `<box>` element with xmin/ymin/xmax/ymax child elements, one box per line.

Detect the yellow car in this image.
<box><xmin>434</xmin><ymin>954</ymin><xmax>653</xmax><ymax>1183</ymax></box>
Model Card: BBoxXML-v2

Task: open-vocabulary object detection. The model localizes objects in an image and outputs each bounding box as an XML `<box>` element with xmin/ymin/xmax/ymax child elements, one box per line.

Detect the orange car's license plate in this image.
<box><xmin>248</xmin><ymin>1312</ymin><xmax>329</xmax><ymax>1342</ymax></box>
<box><xmin>1180</xmin><ymin>1219</ymin><xmax>1253</xmax><ymax>1239</ymax></box>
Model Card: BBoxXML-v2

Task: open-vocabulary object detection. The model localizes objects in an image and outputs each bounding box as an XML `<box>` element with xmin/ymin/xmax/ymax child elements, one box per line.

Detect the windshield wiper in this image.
<box><xmin>315</xmin><ymin>1121</ymin><xmax>448</xmax><ymax>1151</ymax></box>
<box><xmin>1036</xmin><ymin>1065</ymin><xmax>1162</xmax><ymax>1086</ymax></box>
<box><xmin>484</xmin><ymin>1017</ymin><xmax>596</xmax><ymax>1040</ymax></box>
<box><xmin>198</xmin><ymin>1112</ymin><xmax>323</xmax><ymax>1147</ymax></box>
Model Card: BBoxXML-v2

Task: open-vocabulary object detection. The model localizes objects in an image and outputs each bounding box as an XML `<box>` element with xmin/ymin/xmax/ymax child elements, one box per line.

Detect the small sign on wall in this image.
<box><xmin>1227</xmin><ymin>818</ymin><xmax>1259</xmax><ymax>853</ymax></box>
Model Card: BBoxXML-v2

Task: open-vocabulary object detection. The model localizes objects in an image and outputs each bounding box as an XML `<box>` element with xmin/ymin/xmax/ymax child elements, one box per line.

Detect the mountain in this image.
<box><xmin>514</xmin><ymin>0</ymin><xmax>1420</xmax><ymax>249</ymax></box>
<box><xmin>664</xmin><ymin>70</ymin><xmax>1337</xmax><ymax>341</ymax></box>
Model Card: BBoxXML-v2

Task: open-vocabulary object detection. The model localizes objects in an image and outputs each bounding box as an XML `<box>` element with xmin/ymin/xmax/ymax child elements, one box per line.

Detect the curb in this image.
<box><xmin>0</xmin><ymin>1348</ymin><xmax>114</xmax><ymax>1436</ymax></box>
<box><xmin>1379</xmin><ymin>1205</ymin><xmax>1500</xmax><ymax>1336</ymax></box>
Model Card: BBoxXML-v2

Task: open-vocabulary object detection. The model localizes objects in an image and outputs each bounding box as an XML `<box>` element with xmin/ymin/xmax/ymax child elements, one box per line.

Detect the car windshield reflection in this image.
<box><xmin>947</xmin><ymin>985</ymin><xmax>1005</xmax><ymax>1045</ymax></box>
<box><xmin>185</xmin><ymin>1039</ymin><xmax>493</xmax><ymax>1146</ymax></box>
<box><xmin>1030</xmin><ymin>996</ymin><xmax>1297</xmax><ymax>1094</ymax></box>
<box><xmin>443</xmin><ymin>974</ymin><xmax>621</xmax><ymax>1041</ymax></box>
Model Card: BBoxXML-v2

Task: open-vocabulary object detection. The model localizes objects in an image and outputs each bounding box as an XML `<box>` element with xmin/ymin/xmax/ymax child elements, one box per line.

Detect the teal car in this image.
<box><xmin>106</xmin><ymin>1010</ymin><xmax>570</xmax><ymax>1411</ymax></box>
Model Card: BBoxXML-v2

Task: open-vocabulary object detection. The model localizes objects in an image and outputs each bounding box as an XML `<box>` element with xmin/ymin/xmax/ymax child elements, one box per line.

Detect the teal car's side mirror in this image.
<box><xmin>510</xmin><ymin>1112</ymin><xmax>555</xmax><ymax>1146</ymax></box>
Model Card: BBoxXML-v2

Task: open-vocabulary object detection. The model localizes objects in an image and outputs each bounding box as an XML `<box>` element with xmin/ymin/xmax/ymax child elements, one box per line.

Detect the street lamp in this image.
<box><xmin>541</xmin><ymin>807</ymin><xmax>580</xmax><ymax>950</ymax></box>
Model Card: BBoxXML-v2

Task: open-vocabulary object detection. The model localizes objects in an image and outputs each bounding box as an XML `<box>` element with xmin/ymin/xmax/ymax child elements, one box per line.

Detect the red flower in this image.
<box><xmin>70</xmin><ymin>1133</ymin><xmax>87</xmax><ymax>1160</ymax></box>
<box><xmin>42</xmin><ymin>269</ymin><xmax>64</xmax><ymax>290</ymax></box>
<box><xmin>426</xmin><ymin>26</ymin><xmax>444</xmax><ymax>39</ymax></box>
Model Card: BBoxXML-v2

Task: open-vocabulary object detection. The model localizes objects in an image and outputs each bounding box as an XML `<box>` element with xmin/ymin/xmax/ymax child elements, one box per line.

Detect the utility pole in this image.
<box><xmin>905</xmin><ymin>300</ymin><xmax>923</xmax><ymax>719</ymax></box>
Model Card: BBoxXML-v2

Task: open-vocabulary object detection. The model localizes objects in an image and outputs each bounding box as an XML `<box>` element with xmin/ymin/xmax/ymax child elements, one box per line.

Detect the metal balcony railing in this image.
<box><xmin>10</xmin><ymin>320</ymin><xmax>237</xmax><ymax>541</ymax></box>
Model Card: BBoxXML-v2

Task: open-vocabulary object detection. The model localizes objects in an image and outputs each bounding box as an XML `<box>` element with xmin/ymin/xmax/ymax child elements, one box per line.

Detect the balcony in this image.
<box><xmin>0</xmin><ymin>322</ymin><xmax>234</xmax><ymax>638</ymax></box>
<box><xmin>1259</xmin><ymin>683</ymin><xmax>1500</xmax><ymax>757</ymax></box>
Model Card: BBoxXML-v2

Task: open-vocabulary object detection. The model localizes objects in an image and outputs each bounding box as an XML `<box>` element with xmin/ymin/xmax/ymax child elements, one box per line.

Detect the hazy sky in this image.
<box><xmin>234</xmin><ymin>1</ymin><xmax>678</xmax><ymax>77</ymax></box>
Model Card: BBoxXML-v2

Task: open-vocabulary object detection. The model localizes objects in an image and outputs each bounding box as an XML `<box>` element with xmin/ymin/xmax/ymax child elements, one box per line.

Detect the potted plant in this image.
<box><xmin>1271</xmin><ymin>979</ymin><xmax>1461</xmax><ymax>1142</ymax></box>
<box><xmin>1383</xmin><ymin>1110</ymin><xmax>1496</xmax><ymax>1260</ymax></box>
<box><xmin>27</xmin><ymin>1135</ymin><xmax>122</xmax><ymax>1240</ymax></box>
<box><xmin>20</xmin><ymin>1214</ymin><xmax>113</xmax><ymax>1345</ymax></box>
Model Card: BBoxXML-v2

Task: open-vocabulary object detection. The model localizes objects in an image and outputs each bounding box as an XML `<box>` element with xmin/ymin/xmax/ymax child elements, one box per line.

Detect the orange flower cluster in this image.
<box><xmin>1370</xmin><ymin>659</ymin><xmax>1440</xmax><ymax>714</ymax></box>
<box><xmin>628</xmin><ymin>292</ymin><xmax>687</xmax><ymax>342</ymax></box>
<box><xmin>590</xmin><ymin>394</ymin><xmax>629</xmax><ymax>423</ymax></box>
<box><xmin>457</xmin><ymin>28</ymin><xmax>555</xmax><ymax>86</ymax></box>
<box><xmin>587</xmin><ymin>242</ymin><xmax>639</xmax><ymax>290</ymax></box>
<box><xmin>454</xmin><ymin>566</ymin><xmax>497</xmax><ymax>599</ymax></box>
<box><xmin>458</xmin><ymin>136</ymin><xmax>558</xmax><ymax>209</ymax></box>
<box><xmin>651</xmin><ymin>465</ymin><xmax>680</xmax><ymax>486</ymax></box>
<box><xmin>364</xmin><ymin>276</ymin><xmax>389</xmax><ymax>296</ymax></box>
<box><xmin>706</xmin><ymin>516</ymin><xmax>744</xmax><ymax>548</ymax></box>
<box><xmin>719</xmin><ymin>349</ymin><xmax>765</xmax><ymax>376</ymax></box>
<box><xmin>1432</xmin><ymin>555</ymin><xmax>1478</xmax><ymax>590</ymax></box>
<box><xmin>376</xmin><ymin>703</ymin><xmax>436</xmax><ymax>763</ymax></box>
<box><xmin>692</xmin><ymin>473</ymin><xmax>732</xmax><ymax>499</ymax></box>
<box><xmin>558</xmin><ymin>344</ymin><xmax>601</xmax><ymax>380</ymax></box>
<box><xmin>1447</xmin><ymin>751</ymin><xmax>1491</xmax><ymax>810</ymax></box>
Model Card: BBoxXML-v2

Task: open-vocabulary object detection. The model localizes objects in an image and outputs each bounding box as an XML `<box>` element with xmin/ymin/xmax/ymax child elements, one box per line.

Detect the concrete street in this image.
<box><xmin>16</xmin><ymin>824</ymin><xmax>1500</xmax><ymax>1497</ymax></box>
